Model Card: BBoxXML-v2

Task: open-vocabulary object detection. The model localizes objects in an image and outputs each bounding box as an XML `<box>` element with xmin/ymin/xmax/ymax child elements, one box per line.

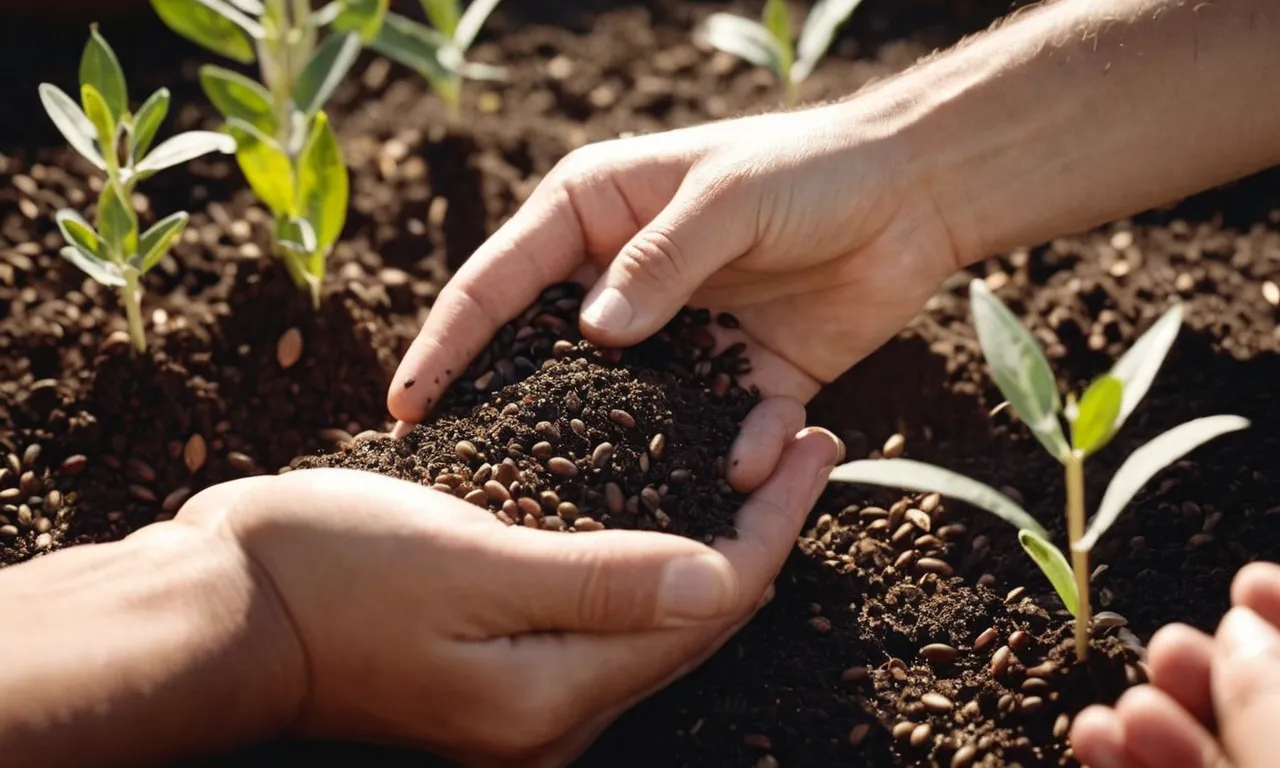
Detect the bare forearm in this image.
<box><xmin>878</xmin><ymin>0</ymin><xmax>1280</xmax><ymax>262</ymax></box>
<box><xmin>0</xmin><ymin>523</ymin><xmax>300</xmax><ymax>766</ymax></box>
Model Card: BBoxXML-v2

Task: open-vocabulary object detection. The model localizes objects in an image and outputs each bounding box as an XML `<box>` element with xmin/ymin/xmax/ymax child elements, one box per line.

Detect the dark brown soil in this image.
<box><xmin>1</xmin><ymin>1</ymin><xmax>1278</xmax><ymax>767</ymax></box>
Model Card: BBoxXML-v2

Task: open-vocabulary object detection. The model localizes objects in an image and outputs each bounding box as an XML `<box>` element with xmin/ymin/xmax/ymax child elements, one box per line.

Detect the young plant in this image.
<box><xmin>830</xmin><ymin>280</ymin><xmax>1249</xmax><ymax>661</ymax></box>
<box><xmin>39</xmin><ymin>25</ymin><xmax>236</xmax><ymax>352</ymax></box>
<box><xmin>369</xmin><ymin>0</ymin><xmax>506</xmax><ymax>115</ymax></box>
<box><xmin>699</xmin><ymin>0</ymin><xmax>865</xmax><ymax>105</ymax></box>
<box><xmin>150</xmin><ymin>0</ymin><xmax>387</xmax><ymax>306</ymax></box>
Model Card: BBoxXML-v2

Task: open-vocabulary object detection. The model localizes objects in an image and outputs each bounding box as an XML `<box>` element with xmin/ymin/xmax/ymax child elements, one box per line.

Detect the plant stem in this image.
<box><xmin>1064</xmin><ymin>449</ymin><xmax>1091</xmax><ymax>662</ymax></box>
<box><xmin>121</xmin><ymin>270</ymin><xmax>146</xmax><ymax>353</ymax></box>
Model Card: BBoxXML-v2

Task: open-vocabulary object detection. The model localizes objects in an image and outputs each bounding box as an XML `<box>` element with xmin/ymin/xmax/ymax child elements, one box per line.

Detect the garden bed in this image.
<box><xmin>1</xmin><ymin>1</ymin><xmax>1278</xmax><ymax>766</ymax></box>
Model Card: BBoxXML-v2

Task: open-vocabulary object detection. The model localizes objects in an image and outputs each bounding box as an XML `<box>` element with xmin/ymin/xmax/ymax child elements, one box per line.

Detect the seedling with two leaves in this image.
<box><xmin>40</xmin><ymin>26</ymin><xmax>236</xmax><ymax>352</ymax></box>
<box><xmin>831</xmin><ymin>280</ymin><xmax>1249</xmax><ymax>661</ymax></box>
<box><xmin>150</xmin><ymin>0</ymin><xmax>388</xmax><ymax>306</ymax></box>
<box><xmin>370</xmin><ymin>0</ymin><xmax>506</xmax><ymax>115</ymax></box>
<box><xmin>699</xmin><ymin>0</ymin><xmax>865</xmax><ymax>105</ymax></box>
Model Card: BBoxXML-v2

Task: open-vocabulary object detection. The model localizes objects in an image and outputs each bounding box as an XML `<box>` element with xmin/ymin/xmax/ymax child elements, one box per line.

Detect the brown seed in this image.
<box><xmin>991</xmin><ymin>646</ymin><xmax>1013</xmax><ymax>677</ymax></box>
<box><xmin>484</xmin><ymin>480</ymin><xmax>511</xmax><ymax>504</ymax></box>
<box><xmin>961</xmin><ymin>701</ymin><xmax>981</xmax><ymax>719</ymax></box>
<box><xmin>669</xmin><ymin>468</ymin><xmax>692</xmax><ymax>485</ymax></box>
<box><xmin>126</xmin><ymin>458</ymin><xmax>157</xmax><ymax>483</ymax></box>
<box><xmin>860</xmin><ymin>506</ymin><xmax>888</xmax><ymax>520</ymax></box>
<box><xmin>648</xmin><ymin>433</ymin><xmax>666</xmax><ymax>459</ymax></box>
<box><xmin>1053</xmin><ymin>713</ymin><xmax>1071</xmax><ymax>739</ymax></box>
<box><xmin>909</xmin><ymin>722</ymin><xmax>932</xmax><ymax>747</ymax></box>
<box><xmin>808</xmin><ymin>616</ymin><xmax>832</xmax><ymax>634</ymax></box>
<box><xmin>570</xmin><ymin>418</ymin><xmax>587</xmax><ymax>436</ymax></box>
<box><xmin>16</xmin><ymin>505</ymin><xmax>32</xmax><ymax>526</ymax></box>
<box><xmin>1019</xmin><ymin>696</ymin><xmax>1044</xmax><ymax>715</ymax></box>
<box><xmin>5</xmin><ymin>454</ymin><xmax>20</xmax><ymax>475</ymax></box>
<box><xmin>0</xmin><ymin>525</ymin><xmax>16</xmax><ymax>538</ymax></box>
<box><xmin>33</xmin><ymin>516</ymin><xmax>51</xmax><ymax>534</ymax></box>
<box><xmin>129</xmin><ymin>484</ymin><xmax>158</xmax><ymax>503</ymax></box>
<box><xmin>455</xmin><ymin>440</ymin><xmax>479</xmax><ymax>461</ymax></box>
<box><xmin>974</xmin><ymin>627</ymin><xmax>998</xmax><ymax>651</ymax></box>
<box><xmin>547</xmin><ymin>457</ymin><xmax>578</xmax><ymax>477</ymax></box>
<box><xmin>997</xmin><ymin>693</ymin><xmax>1016</xmax><ymax>714</ymax></box>
<box><xmin>848</xmin><ymin>723</ymin><xmax>871</xmax><ymax>746</ymax></box>
<box><xmin>227</xmin><ymin>452</ymin><xmax>256</xmax><ymax>472</ymax></box>
<box><xmin>162</xmin><ymin>487</ymin><xmax>192</xmax><ymax>514</ymax></box>
<box><xmin>638</xmin><ymin>452</ymin><xmax>651</xmax><ymax>472</ymax></box>
<box><xmin>922</xmin><ymin>644</ymin><xmax>958</xmax><ymax>665</ymax></box>
<box><xmin>495</xmin><ymin>462</ymin><xmax>519</xmax><ymax>488</ymax></box>
<box><xmin>182</xmin><ymin>435</ymin><xmax>207</xmax><ymax>473</ymax></box>
<box><xmin>937</xmin><ymin>523</ymin><xmax>968</xmax><ymax>541</ymax></box>
<box><xmin>894</xmin><ymin>550</ymin><xmax>916</xmax><ymax>569</ymax></box>
<box><xmin>882</xmin><ymin>433</ymin><xmax>906</xmax><ymax>458</ymax></box>
<box><xmin>535</xmin><ymin>421</ymin><xmax>560</xmax><ymax>441</ymax></box>
<box><xmin>905</xmin><ymin>508</ymin><xmax>931</xmax><ymax>531</ymax></box>
<box><xmin>743</xmin><ymin>733</ymin><xmax>772</xmax><ymax>750</ymax></box>
<box><xmin>914</xmin><ymin>534</ymin><xmax>943</xmax><ymax>549</ymax></box>
<box><xmin>640</xmin><ymin>486</ymin><xmax>662</xmax><ymax>512</ymax></box>
<box><xmin>866</xmin><ymin>519</ymin><xmax>890</xmax><ymax>533</ymax></box>
<box><xmin>1005</xmin><ymin>586</ymin><xmax>1027</xmax><ymax>603</ymax></box>
<box><xmin>21</xmin><ymin>444</ymin><xmax>41</xmax><ymax>468</ymax></box>
<box><xmin>0</xmin><ymin>488</ymin><xmax>18</xmax><ymax>502</ymax></box>
<box><xmin>951</xmin><ymin>745</ymin><xmax>977</xmax><ymax>768</ymax></box>
<box><xmin>464</xmin><ymin>489</ymin><xmax>489</xmax><ymax>507</ymax></box>
<box><xmin>888</xmin><ymin>499</ymin><xmax>909</xmax><ymax>527</ymax></box>
<box><xmin>920</xmin><ymin>492</ymin><xmax>942</xmax><ymax>514</ymax></box>
<box><xmin>1021</xmin><ymin>677</ymin><xmax>1051</xmax><ymax>695</ymax></box>
<box><xmin>564</xmin><ymin>391</ymin><xmax>581</xmax><ymax>413</ymax></box>
<box><xmin>609</xmin><ymin>409</ymin><xmax>635</xmax><ymax>428</ymax></box>
<box><xmin>556</xmin><ymin>501</ymin><xmax>580</xmax><ymax>521</ymax></box>
<box><xmin>59</xmin><ymin>454</ymin><xmax>88</xmax><ymax>476</ymax></box>
<box><xmin>276</xmin><ymin>327</ymin><xmax>303</xmax><ymax>369</ymax></box>
<box><xmin>591</xmin><ymin>442</ymin><xmax>615</xmax><ymax>468</ymax></box>
<box><xmin>917</xmin><ymin>557</ymin><xmax>953</xmax><ymax>576</ymax></box>
<box><xmin>1188</xmin><ymin>532</ymin><xmax>1214</xmax><ymax>548</ymax></box>
<box><xmin>517</xmin><ymin>497</ymin><xmax>542</xmax><ymax>520</ymax></box>
<box><xmin>1026</xmin><ymin>660</ymin><xmax>1058</xmax><ymax>678</ymax></box>
<box><xmin>841</xmin><ymin>666</ymin><xmax>869</xmax><ymax>683</ymax></box>
<box><xmin>35</xmin><ymin>532</ymin><xmax>52</xmax><ymax>549</ymax></box>
<box><xmin>431</xmin><ymin>483</ymin><xmax>453</xmax><ymax>494</ymax></box>
<box><xmin>540</xmin><ymin>490</ymin><xmax>562</xmax><ymax>509</ymax></box>
<box><xmin>531</xmin><ymin>441</ymin><xmax>553</xmax><ymax>460</ymax></box>
<box><xmin>540</xmin><ymin>515</ymin><xmax>566</xmax><ymax>531</ymax></box>
<box><xmin>921</xmin><ymin>692</ymin><xmax>953</xmax><ymax>713</ymax></box>
<box><xmin>892</xmin><ymin>721</ymin><xmax>915</xmax><ymax>742</ymax></box>
<box><xmin>1009</xmin><ymin>630</ymin><xmax>1032</xmax><ymax>652</ymax></box>
<box><xmin>892</xmin><ymin>522</ymin><xmax>916</xmax><ymax>545</ymax></box>
<box><xmin>574</xmin><ymin>517</ymin><xmax>604</xmax><ymax>532</ymax></box>
<box><xmin>43</xmin><ymin>490</ymin><xmax>62</xmax><ymax>513</ymax></box>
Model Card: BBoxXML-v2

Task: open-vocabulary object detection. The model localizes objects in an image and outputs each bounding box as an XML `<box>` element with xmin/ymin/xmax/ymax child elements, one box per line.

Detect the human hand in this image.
<box><xmin>174</xmin><ymin>426</ymin><xmax>842</xmax><ymax>767</ymax></box>
<box><xmin>388</xmin><ymin>101</ymin><xmax>959</xmax><ymax>430</ymax></box>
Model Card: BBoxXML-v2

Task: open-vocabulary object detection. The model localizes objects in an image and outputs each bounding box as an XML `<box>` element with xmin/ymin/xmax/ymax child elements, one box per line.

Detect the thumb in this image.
<box><xmin>579</xmin><ymin>175</ymin><xmax>754</xmax><ymax>345</ymax></box>
<box><xmin>499</xmin><ymin>527</ymin><xmax>743</xmax><ymax>633</ymax></box>
<box><xmin>1213</xmin><ymin>606</ymin><xmax>1280</xmax><ymax>767</ymax></box>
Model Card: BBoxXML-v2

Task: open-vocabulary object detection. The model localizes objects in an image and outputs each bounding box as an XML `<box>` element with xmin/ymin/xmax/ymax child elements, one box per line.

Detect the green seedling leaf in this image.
<box><xmin>295</xmin><ymin>111</ymin><xmax>349</xmax><ymax>253</ymax></box>
<box><xmin>55</xmin><ymin>209</ymin><xmax>104</xmax><ymax>258</ymax></box>
<box><xmin>762</xmin><ymin>0</ymin><xmax>793</xmax><ymax>79</ymax></box>
<box><xmin>829</xmin><ymin>458</ymin><xmax>1049</xmax><ymax>539</ymax></box>
<box><xmin>295</xmin><ymin>31</ymin><xmax>363</xmax><ymax>119</ymax></box>
<box><xmin>453</xmin><ymin>0</ymin><xmax>501</xmax><ymax>52</ymax></box>
<box><xmin>39</xmin><ymin>83</ymin><xmax>107</xmax><ymax>169</ymax></box>
<box><xmin>969</xmin><ymin>279</ymin><xmax>1069</xmax><ymax>461</ymax></box>
<box><xmin>1018</xmin><ymin>529</ymin><xmax>1079</xmax><ymax>616</ymax></box>
<box><xmin>1074</xmin><ymin>415</ymin><xmax>1249</xmax><ymax>552</ymax></box>
<box><xmin>199</xmin><ymin>66</ymin><xmax>276</xmax><ymax>134</ymax></box>
<box><xmin>1109</xmin><ymin>303</ymin><xmax>1183</xmax><ymax>433</ymax></box>
<box><xmin>225</xmin><ymin>0</ymin><xmax>264</xmax><ymax>14</ymax></box>
<box><xmin>700</xmin><ymin>13</ymin><xmax>788</xmax><ymax>79</ymax></box>
<box><xmin>136</xmin><ymin>211</ymin><xmax>189</xmax><ymax>272</ymax></box>
<box><xmin>1071</xmin><ymin>374</ymin><xmax>1123</xmax><ymax>456</ymax></box>
<box><xmin>421</xmin><ymin>0</ymin><xmax>460</xmax><ymax>38</ymax></box>
<box><xmin>150</xmin><ymin>0</ymin><xmax>259</xmax><ymax>63</ymax></box>
<box><xmin>80</xmin><ymin>84</ymin><xmax>116</xmax><ymax>157</ymax></box>
<box><xmin>80</xmin><ymin>25</ymin><xmax>129</xmax><ymax>121</ymax></box>
<box><xmin>278</xmin><ymin>215</ymin><xmax>318</xmax><ymax>255</ymax></box>
<box><xmin>371</xmin><ymin>13</ymin><xmax>455</xmax><ymax>86</ymax></box>
<box><xmin>129</xmin><ymin>88</ymin><xmax>170</xmax><ymax>161</ymax></box>
<box><xmin>134</xmin><ymin>130</ymin><xmax>236</xmax><ymax>177</ymax></box>
<box><xmin>60</xmin><ymin>246</ymin><xmax>125</xmax><ymax>287</ymax></box>
<box><xmin>793</xmin><ymin>0</ymin><xmax>864</xmax><ymax>82</ymax></box>
<box><xmin>331</xmin><ymin>0</ymin><xmax>389</xmax><ymax>41</ymax></box>
<box><xmin>96</xmin><ymin>183</ymin><xmax>139</xmax><ymax>258</ymax></box>
<box><xmin>226</xmin><ymin>119</ymin><xmax>295</xmax><ymax>216</ymax></box>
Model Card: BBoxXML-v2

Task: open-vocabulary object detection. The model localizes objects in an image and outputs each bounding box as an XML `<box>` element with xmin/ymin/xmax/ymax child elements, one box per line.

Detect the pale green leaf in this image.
<box><xmin>1071</xmin><ymin>374</ymin><xmax>1123</xmax><ymax>456</ymax></box>
<box><xmin>370</xmin><ymin>12</ymin><xmax>454</xmax><ymax>85</ymax></box>
<box><xmin>762</xmin><ymin>0</ymin><xmax>793</xmax><ymax>78</ymax></box>
<box><xmin>226</xmin><ymin>119</ymin><xmax>295</xmax><ymax>216</ymax></box>
<box><xmin>135</xmin><ymin>130</ymin><xmax>236</xmax><ymax>176</ymax></box>
<box><xmin>456</xmin><ymin>60</ymin><xmax>505</xmax><ymax>81</ymax></box>
<box><xmin>60</xmin><ymin>246</ymin><xmax>125</xmax><ymax>287</ymax></box>
<box><xmin>96</xmin><ymin>183</ymin><xmax>139</xmax><ymax>259</ymax></box>
<box><xmin>700</xmin><ymin>13</ymin><xmax>787</xmax><ymax>78</ymax></box>
<box><xmin>278</xmin><ymin>215</ymin><xmax>317</xmax><ymax>255</ymax></box>
<box><xmin>80</xmin><ymin>84</ymin><xmax>116</xmax><ymax>157</ymax></box>
<box><xmin>294</xmin><ymin>31</ymin><xmax>363</xmax><ymax>118</ymax></box>
<box><xmin>295</xmin><ymin>111</ymin><xmax>348</xmax><ymax>253</ymax></box>
<box><xmin>55</xmin><ymin>209</ymin><xmax>103</xmax><ymax>258</ymax></box>
<box><xmin>225</xmin><ymin>0</ymin><xmax>264</xmax><ymax>13</ymax></box>
<box><xmin>150</xmin><ymin>0</ymin><xmax>259</xmax><ymax>63</ymax></box>
<box><xmin>130</xmin><ymin>88</ymin><xmax>170</xmax><ymax>161</ymax></box>
<box><xmin>1018</xmin><ymin>529</ymin><xmax>1079</xmax><ymax>616</ymax></box>
<box><xmin>421</xmin><ymin>0</ymin><xmax>459</xmax><ymax>37</ymax></box>
<box><xmin>38</xmin><ymin>83</ymin><xmax>107</xmax><ymax>169</ymax></box>
<box><xmin>80</xmin><ymin>24</ymin><xmax>129</xmax><ymax>121</ymax></box>
<box><xmin>453</xmin><ymin>0</ymin><xmax>501</xmax><ymax>52</ymax></box>
<box><xmin>331</xmin><ymin>0</ymin><xmax>389</xmax><ymax>41</ymax></box>
<box><xmin>829</xmin><ymin>458</ymin><xmax>1049</xmax><ymax>539</ymax></box>
<box><xmin>1109</xmin><ymin>303</ymin><xmax>1183</xmax><ymax>433</ymax></box>
<box><xmin>793</xmin><ymin>0</ymin><xmax>864</xmax><ymax>82</ymax></box>
<box><xmin>1075</xmin><ymin>415</ymin><xmax>1249</xmax><ymax>552</ymax></box>
<box><xmin>135</xmin><ymin>211</ymin><xmax>189</xmax><ymax>272</ymax></box>
<box><xmin>969</xmin><ymin>279</ymin><xmax>1069</xmax><ymax>460</ymax></box>
<box><xmin>199</xmin><ymin>65</ymin><xmax>276</xmax><ymax>134</ymax></box>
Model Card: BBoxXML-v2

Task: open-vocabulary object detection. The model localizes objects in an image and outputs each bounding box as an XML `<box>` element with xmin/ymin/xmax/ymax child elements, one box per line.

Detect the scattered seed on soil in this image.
<box><xmin>916</xmin><ymin>557</ymin><xmax>953</xmax><ymax>576</ymax></box>
<box><xmin>951</xmin><ymin>745</ymin><xmax>977</xmax><ymax>768</ymax></box>
<box><xmin>892</xmin><ymin>721</ymin><xmax>915</xmax><ymax>742</ymax></box>
<box><xmin>455</xmin><ymin>440</ymin><xmax>478</xmax><ymax>461</ymax></box>
<box><xmin>1053</xmin><ymin>713</ymin><xmax>1071</xmax><ymax>739</ymax></box>
<box><xmin>183</xmin><ymin>435</ymin><xmax>207</xmax><ymax>474</ymax></box>
<box><xmin>1009</xmin><ymin>630</ymin><xmax>1031</xmax><ymax>652</ymax></box>
<box><xmin>591</xmin><ymin>442</ymin><xmax>614</xmax><ymax>468</ymax></box>
<box><xmin>1019</xmin><ymin>696</ymin><xmax>1044</xmax><ymax>715</ymax></box>
<box><xmin>991</xmin><ymin>646</ymin><xmax>1013</xmax><ymax>676</ymax></box>
<box><xmin>921</xmin><ymin>692</ymin><xmax>953</xmax><ymax>713</ymax></box>
<box><xmin>848</xmin><ymin>724</ymin><xmax>870</xmax><ymax>746</ymax></box>
<box><xmin>227</xmin><ymin>452</ymin><xmax>256</xmax><ymax>472</ymax></box>
<box><xmin>808</xmin><ymin>616</ymin><xmax>833</xmax><ymax>634</ymax></box>
<box><xmin>841</xmin><ymin>666</ymin><xmax>869</xmax><ymax>683</ymax></box>
<box><xmin>743</xmin><ymin>734</ymin><xmax>772</xmax><ymax>751</ymax></box>
<box><xmin>882</xmin><ymin>433</ymin><xmax>905</xmax><ymax>458</ymax></box>
<box><xmin>909</xmin><ymin>722</ymin><xmax>932</xmax><ymax>747</ymax></box>
<box><xmin>921</xmin><ymin>643</ymin><xmax>958</xmax><ymax>665</ymax></box>
<box><xmin>21</xmin><ymin>444</ymin><xmax>40</xmax><ymax>468</ymax></box>
<box><xmin>1005</xmin><ymin>586</ymin><xmax>1027</xmax><ymax>603</ymax></box>
<box><xmin>58</xmin><ymin>455</ymin><xmax>87</xmax><ymax>476</ymax></box>
<box><xmin>905</xmin><ymin>508</ymin><xmax>931</xmax><ymax>531</ymax></box>
<box><xmin>276</xmin><ymin>327</ymin><xmax>303</xmax><ymax>369</ymax></box>
<box><xmin>609</xmin><ymin>409</ymin><xmax>636</xmax><ymax>428</ymax></box>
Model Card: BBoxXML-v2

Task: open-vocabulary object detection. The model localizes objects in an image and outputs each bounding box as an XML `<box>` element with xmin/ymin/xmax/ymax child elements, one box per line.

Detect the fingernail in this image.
<box><xmin>582</xmin><ymin>287</ymin><xmax>633</xmax><ymax>334</ymax></box>
<box><xmin>1219</xmin><ymin>607</ymin><xmax>1280</xmax><ymax>660</ymax></box>
<box><xmin>797</xmin><ymin>426</ymin><xmax>844</xmax><ymax>466</ymax></box>
<box><xmin>659</xmin><ymin>553</ymin><xmax>738</xmax><ymax>622</ymax></box>
<box><xmin>390</xmin><ymin>420</ymin><xmax>413</xmax><ymax>440</ymax></box>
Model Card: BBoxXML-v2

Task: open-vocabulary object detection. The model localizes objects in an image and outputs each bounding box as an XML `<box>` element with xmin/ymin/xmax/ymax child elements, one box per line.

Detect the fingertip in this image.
<box><xmin>1070</xmin><ymin>705</ymin><xmax>1127</xmax><ymax>768</ymax></box>
<box><xmin>1232</xmin><ymin>561</ymin><xmax>1280</xmax><ymax>615</ymax></box>
<box><xmin>726</xmin><ymin>397</ymin><xmax>807</xmax><ymax>492</ymax></box>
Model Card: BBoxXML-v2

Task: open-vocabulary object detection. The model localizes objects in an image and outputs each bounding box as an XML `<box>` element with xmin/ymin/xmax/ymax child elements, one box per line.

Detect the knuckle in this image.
<box><xmin>552</xmin><ymin>143</ymin><xmax>613</xmax><ymax>186</ymax></box>
<box><xmin>573</xmin><ymin>556</ymin><xmax>645</xmax><ymax>628</ymax></box>
<box><xmin>616</xmin><ymin>228</ymin><xmax>687</xmax><ymax>287</ymax></box>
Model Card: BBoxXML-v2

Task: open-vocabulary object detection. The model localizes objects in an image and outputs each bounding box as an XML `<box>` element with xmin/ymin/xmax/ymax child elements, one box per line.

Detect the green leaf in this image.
<box><xmin>38</xmin><ymin>83</ymin><xmax>107</xmax><ymax>170</ymax></box>
<box><xmin>226</xmin><ymin>0</ymin><xmax>264</xmax><ymax>13</ymax></box>
<box><xmin>60</xmin><ymin>246</ymin><xmax>125</xmax><ymax>287</ymax></box>
<box><xmin>1018</xmin><ymin>530</ymin><xmax>1079</xmax><ymax>616</ymax></box>
<box><xmin>969</xmin><ymin>279</ymin><xmax>1069</xmax><ymax>461</ymax></box>
<box><xmin>1109</xmin><ymin>303</ymin><xmax>1183</xmax><ymax>434</ymax></box>
<box><xmin>453</xmin><ymin>0</ymin><xmax>501</xmax><ymax>52</ymax></box>
<box><xmin>55</xmin><ymin>209</ymin><xmax>104</xmax><ymax>258</ymax></box>
<box><xmin>278</xmin><ymin>215</ymin><xmax>317</xmax><ymax>255</ymax></box>
<box><xmin>1071</xmin><ymin>374</ymin><xmax>1123</xmax><ymax>456</ymax></box>
<box><xmin>294</xmin><ymin>31</ymin><xmax>363</xmax><ymax>119</ymax></box>
<box><xmin>80</xmin><ymin>24</ymin><xmax>129</xmax><ymax>122</ymax></box>
<box><xmin>135</xmin><ymin>211</ymin><xmax>189</xmax><ymax>272</ymax></box>
<box><xmin>370</xmin><ymin>12</ymin><xmax>455</xmax><ymax>86</ymax></box>
<box><xmin>761</xmin><ymin>0</ymin><xmax>793</xmax><ymax>78</ymax></box>
<box><xmin>96</xmin><ymin>183</ymin><xmax>139</xmax><ymax>259</ymax></box>
<box><xmin>793</xmin><ymin>0</ymin><xmax>864</xmax><ymax>82</ymax></box>
<box><xmin>199</xmin><ymin>65</ymin><xmax>276</xmax><ymax>134</ymax></box>
<box><xmin>1076</xmin><ymin>415</ymin><xmax>1249</xmax><ymax>553</ymax></box>
<box><xmin>331</xmin><ymin>0</ymin><xmax>389</xmax><ymax>41</ymax></box>
<box><xmin>829</xmin><ymin>458</ymin><xmax>1050</xmax><ymax>539</ymax></box>
<box><xmin>134</xmin><ymin>130</ymin><xmax>236</xmax><ymax>177</ymax></box>
<box><xmin>699</xmin><ymin>13</ymin><xmax>788</xmax><ymax>79</ymax></box>
<box><xmin>421</xmin><ymin>0</ymin><xmax>459</xmax><ymax>37</ymax></box>
<box><xmin>150</xmin><ymin>0</ymin><xmax>259</xmax><ymax>63</ymax></box>
<box><xmin>226</xmin><ymin>119</ymin><xmax>295</xmax><ymax>216</ymax></box>
<box><xmin>130</xmin><ymin>88</ymin><xmax>171</xmax><ymax>161</ymax></box>
<box><xmin>80</xmin><ymin>84</ymin><xmax>116</xmax><ymax>157</ymax></box>
<box><xmin>295</xmin><ymin>111</ymin><xmax>348</xmax><ymax>253</ymax></box>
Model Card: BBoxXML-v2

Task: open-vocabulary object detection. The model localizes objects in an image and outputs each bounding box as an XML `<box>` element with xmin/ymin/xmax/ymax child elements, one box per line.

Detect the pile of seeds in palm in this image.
<box><xmin>292</xmin><ymin>283</ymin><xmax>759</xmax><ymax>543</ymax></box>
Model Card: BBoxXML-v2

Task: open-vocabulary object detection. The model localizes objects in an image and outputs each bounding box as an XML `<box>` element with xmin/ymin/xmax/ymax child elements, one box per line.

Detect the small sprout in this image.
<box><xmin>370</xmin><ymin>0</ymin><xmax>506</xmax><ymax>114</ymax></box>
<box><xmin>151</xmin><ymin>0</ymin><xmax>386</xmax><ymax>308</ymax></box>
<box><xmin>699</xmin><ymin>0</ymin><xmax>865</xmax><ymax>105</ymax></box>
<box><xmin>830</xmin><ymin>281</ymin><xmax>1248</xmax><ymax>662</ymax></box>
<box><xmin>39</xmin><ymin>25</ymin><xmax>234</xmax><ymax>352</ymax></box>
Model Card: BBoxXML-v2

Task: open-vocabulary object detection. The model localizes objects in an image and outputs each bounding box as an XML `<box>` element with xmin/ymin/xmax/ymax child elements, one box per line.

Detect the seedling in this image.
<box><xmin>369</xmin><ymin>0</ymin><xmax>506</xmax><ymax>115</ymax></box>
<box><xmin>150</xmin><ymin>0</ymin><xmax>387</xmax><ymax>306</ymax></box>
<box><xmin>830</xmin><ymin>280</ymin><xmax>1249</xmax><ymax>661</ymax></box>
<box><xmin>39</xmin><ymin>25</ymin><xmax>236</xmax><ymax>352</ymax></box>
<box><xmin>699</xmin><ymin>0</ymin><xmax>865</xmax><ymax>105</ymax></box>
